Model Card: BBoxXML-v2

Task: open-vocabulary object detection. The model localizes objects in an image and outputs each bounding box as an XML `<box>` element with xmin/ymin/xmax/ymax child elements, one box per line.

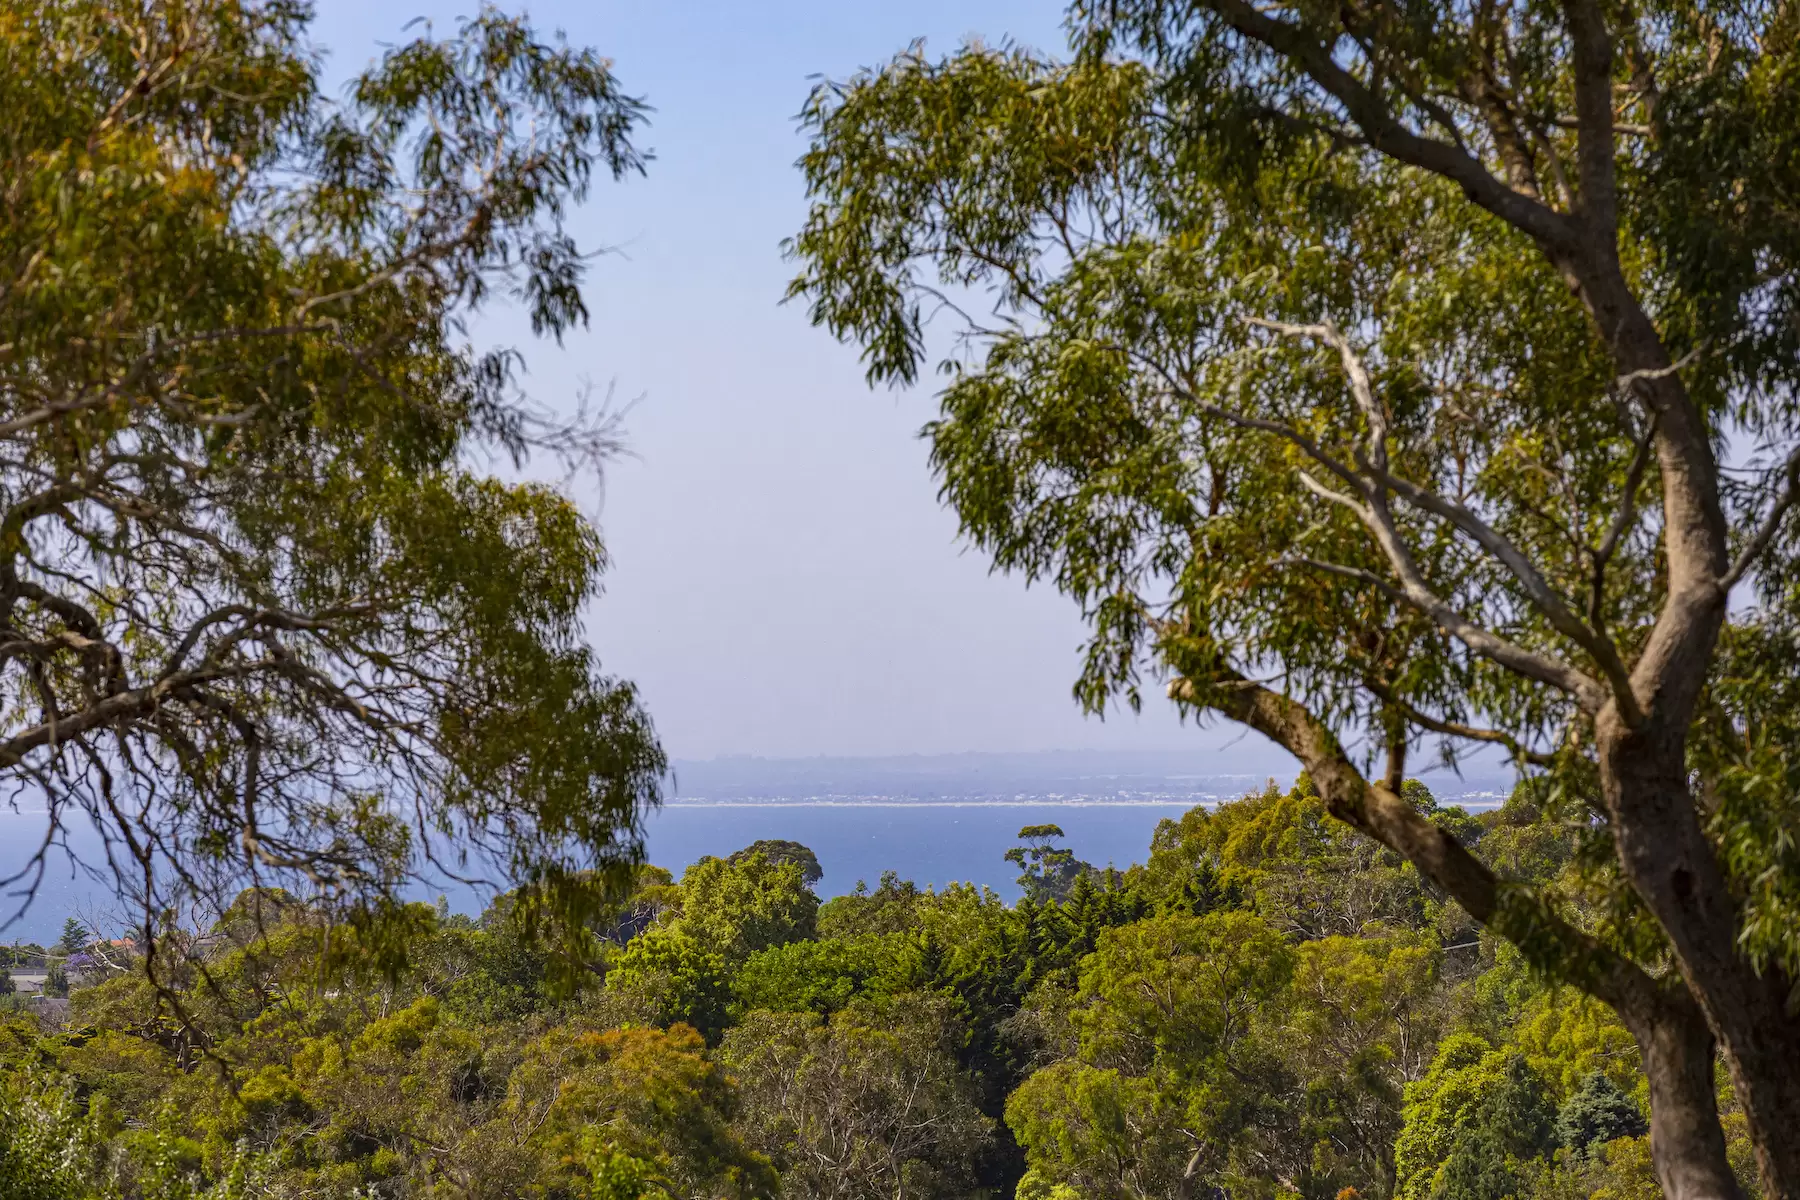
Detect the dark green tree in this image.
<box><xmin>1558</xmin><ymin>1071</ymin><xmax>1650</xmax><ymax>1156</ymax></box>
<box><xmin>727</xmin><ymin>839</ymin><xmax>824</xmax><ymax>887</ymax></box>
<box><xmin>55</xmin><ymin>920</ymin><xmax>87</xmax><ymax>958</ymax></box>
<box><xmin>1436</xmin><ymin>1056</ymin><xmax>1560</xmax><ymax>1200</ymax></box>
<box><xmin>605</xmin><ymin>852</ymin><xmax>818</xmax><ymax>1038</ymax></box>
<box><xmin>0</xmin><ymin>0</ymin><xmax>665</xmax><ymax>972</ymax></box>
<box><xmin>786</xmin><ymin>2</ymin><xmax>1800</xmax><ymax>1193</ymax></box>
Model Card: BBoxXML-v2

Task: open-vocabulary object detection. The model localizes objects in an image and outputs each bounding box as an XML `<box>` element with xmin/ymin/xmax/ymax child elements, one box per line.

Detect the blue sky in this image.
<box><xmin>309</xmin><ymin>0</ymin><xmax>1285</xmax><ymax>767</ymax></box>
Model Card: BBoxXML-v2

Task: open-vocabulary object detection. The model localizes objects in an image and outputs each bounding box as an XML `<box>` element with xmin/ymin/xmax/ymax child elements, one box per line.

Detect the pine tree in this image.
<box><xmin>55</xmin><ymin>919</ymin><xmax>86</xmax><ymax>958</ymax></box>
<box><xmin>1556</xmin><ymin>1072</ymin><xmax>1648</xmax><ymax>1155</ymax></box>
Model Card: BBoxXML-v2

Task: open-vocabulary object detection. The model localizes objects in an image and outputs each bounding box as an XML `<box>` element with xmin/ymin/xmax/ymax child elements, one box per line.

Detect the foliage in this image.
<box><xmin>508</xmin><ymin>1022</ymin><xmax>778</xmax><ymax>1199</ymax></box>
<box><xmin>784</xmin><ymin>2</ymin><xmax>1800</xmax><ymax>1189</ymax></box>
<box><xmin>1395</xmin><ymin>1039</ymin><xmax>1559</xmax><ymax>1200</ymax></box>
<box><xmin>1556</xmin><ymin>1073</ymin><xmax>1648</xmax><ymax>1157</ymax></box>
<box><xmin>731</xmin><ymin>932</ymin><xmax>923</xmax><ymax>1018</ymax></box>
<box><xmin>10</xmin><ymin>789</ymin><xmax>1770</xmax><ymax>1200</ymax></box>
<box><xmin>605</xmin><ymin>851</ymin><xmax>820</xmax><ymax>1038</ymax></box>
<box><xmin>0</xmin><ymin>0</ymin><xmax>665</xmax><ymax>975</ymax></box>
<box><xmin>0</xmin><ymin>1071</ymin><xmax>105</xmax><ymax>1200</ymax></box>
<box><xmin>56</xmin><ymin>921</ymin><xmax>89</xmax><ymax>959</ymax></box>
<box><xmin>0</xmin><ymin>1066</ymin><xmax>267</xmax><ymax>1200</ymax></box>
<box><xmin>1005</xmin><ymin>825</ymin><xmax>1093</xmax><ymax>902</ymax></box>
<box><xmin>1136</xmin><ymin>780</ymin><xmax>1453</xmax><ymax>939</ymax></box>
<box><xmin>721</xmin><ymin>997</ymin><xmax>995</xmax><ymax>1200</ymax></box>
<box><xmin>729</xmin><ymin>841</ymin><xmax>825</xmax><ymax>888</ymax></box>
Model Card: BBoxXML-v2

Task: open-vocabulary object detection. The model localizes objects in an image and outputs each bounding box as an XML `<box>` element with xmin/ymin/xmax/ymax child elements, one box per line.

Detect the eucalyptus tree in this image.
<box><xmin>787</xmin><ymin>2</ymin><xmax>1798</xmax><ymax>1195</ymax></box>
<box><xmin>0</xmin><ymin>0</ymin><xmax>663</xmax><ymax>971</ymax></box>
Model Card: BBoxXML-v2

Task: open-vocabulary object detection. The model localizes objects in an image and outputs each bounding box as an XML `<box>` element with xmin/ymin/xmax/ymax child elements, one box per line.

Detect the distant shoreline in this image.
<box><xmin>658</xmin><ymin>795</ymin><xmax>1507</xmax><ymax>809</ymax></box>
<box><xmin>660</xmin><ymin>798</ymin><xmax>1209</xmax><ymax>808</ymax></box>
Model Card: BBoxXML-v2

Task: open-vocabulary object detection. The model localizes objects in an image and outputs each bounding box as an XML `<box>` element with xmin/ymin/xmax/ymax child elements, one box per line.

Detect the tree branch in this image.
<box><xmin>1145</xmin><ymin>348</ymin><xmax>1608</xmax><ymax>708</ymax></box>
<box><xmin>1166</xmin><ymin>666</ymin><xmax>1668</xmax><ymax>1020</ymax></box>
<box><xmin>1198</xmin><ymin>0</ymin><xmax>1583</xmax><ymax>257</ymax></box>
<box><xmin>1558</xmin><ymin>0</ymin><xmax>1621</xmax><ymax>234</ymax></box>
<box><xmin>1362</xmin><ymin>676</ymin><xmax>1557</xmax><ymax>767</ymax></box>
<box><xmin>1722</xmin><ymin>443</ymin><xmax>1800</xmax><ymax>590</ymax></box>
<box><xmin>1590</xmin><ymin>416</ymin><xmax>1657</xmax><ymax>627</ymax></box>
<box><xmin>1249</xmin><ymin>318</ymin><xmax>1636</xmax><ymax>712</ymax></box>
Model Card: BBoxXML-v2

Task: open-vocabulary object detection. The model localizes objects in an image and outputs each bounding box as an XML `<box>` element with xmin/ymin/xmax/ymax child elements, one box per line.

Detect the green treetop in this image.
<box><xmin>55</xmin><ymin>920</ymin><xmax>88</xmax><ymax>959</ymax></box>
<box><xmin>727</xmin><ymin>839</ymin><xmax>825</xmax><ymax>887</ymax></box>
<box><xmin>1558</xmin><ymin>1070</ymin><xmax>1650</xmax><ymax>1158</ymax></box>
<box><xmin>1005</xmin><ymin>824</ymin><xmax>1092</xmax><ymax>903</ymax></box>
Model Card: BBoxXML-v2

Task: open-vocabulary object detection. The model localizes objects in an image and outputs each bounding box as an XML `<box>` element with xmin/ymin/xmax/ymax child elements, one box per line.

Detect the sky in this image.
<box><xmin>308</xmin><ymin>0</ymin><xmax>1286</xmax><ymax>768</ymax></box>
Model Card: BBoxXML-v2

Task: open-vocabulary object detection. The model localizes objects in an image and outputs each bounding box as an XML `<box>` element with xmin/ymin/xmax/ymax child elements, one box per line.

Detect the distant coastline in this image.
<box><xmin>1</xmin><ymin>750</ymin><xmax>1515</xmax><ymax>941</ymax></box>
<box><xmin>659</xmin><ymin>798</ymin><xmax>1215</xmax><ymax>808</ymax></box>
<box><xmin>664</xmin><ymin>748</ymin><xmax>1512</xmax><ymax>808</ymax></box>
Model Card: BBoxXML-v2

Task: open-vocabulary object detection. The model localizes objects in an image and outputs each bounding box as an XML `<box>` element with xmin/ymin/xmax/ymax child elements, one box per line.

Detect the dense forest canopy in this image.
<box><xmin>5</xmin><ymin>780</ymin><xmax>1759</xmax><ymax>1200</ymax></box>
<box><xmin>786</xmin><ymin>1</ymin><xmax>1800</xmax><ymax>1196</ymax></box>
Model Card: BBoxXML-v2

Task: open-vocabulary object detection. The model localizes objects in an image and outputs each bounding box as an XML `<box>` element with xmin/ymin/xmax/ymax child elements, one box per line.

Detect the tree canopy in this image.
<box><xmin>8</xmin><ymin>783</ymin><xmax>1740</xmax><ymax>1200</ymax></box>
<box><xmin>0</xmin><ymin>0</ymin><xmax>664</xmax><ymax>963</ymax></box>
<box><xmin>786</xmin><ymin>3</ymin><xmax>1800</xmax><ymax>1196</ymax></box>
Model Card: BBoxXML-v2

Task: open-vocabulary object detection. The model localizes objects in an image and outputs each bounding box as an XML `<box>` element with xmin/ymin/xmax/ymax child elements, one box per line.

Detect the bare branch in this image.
<box><xmin>1282</xmin><ymin>550</ymin><xmax>1605</xmax><ymax>708</ymax></box>
<box><xmin>1723</xmin><ymin>442</ymin><xmax>1800</xmax><ymax>590</ymax></box>
<box><xmin>1375</xmin><ymin>468</ymin><xmax>1640</xmax><ymax>720</ymax></box>
<box><xmin>1590</xmin><ymin>417</ymin><xmax>1657</xmax><ymax>627</ymax></box>
<box><xmin>1244</xmin><ymin>316</ymin><xmax>1386</xmax><ymax>469</ymax></box>
<box><xmin>1233</xmin><ymin>322</ymin><xmax>1612</xmax><ymax>710</ymax></box>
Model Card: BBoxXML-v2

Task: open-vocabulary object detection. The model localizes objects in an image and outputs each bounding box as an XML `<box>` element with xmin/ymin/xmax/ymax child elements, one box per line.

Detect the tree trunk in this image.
<box><xmin>1599</xmin><ymin>717</ymin><xmax>1800</xmax><ymax>1200</ymax></box>
<box><xmin>1619</xmin><ymin>982</ymin><xmax>1743</xmax><ymax>1200</ymax></box>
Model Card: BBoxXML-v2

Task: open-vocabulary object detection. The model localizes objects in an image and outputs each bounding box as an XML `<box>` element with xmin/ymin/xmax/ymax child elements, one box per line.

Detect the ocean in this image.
<box><xmin>0</xmin><ymin>801</ymin><xmax>1191</xmax><ymax>944</ymax></box>
<box><xmin>0</xmin><ymin>751</ymin><xmax>1512</xmax><ymax>944</ymax></box>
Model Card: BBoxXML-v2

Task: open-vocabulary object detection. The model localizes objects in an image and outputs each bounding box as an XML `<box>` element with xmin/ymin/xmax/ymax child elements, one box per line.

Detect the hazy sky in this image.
<box><xmin>310</xmin><ymin>0</ymin><xmax>1285</xmax><ymax>766</ymax></box>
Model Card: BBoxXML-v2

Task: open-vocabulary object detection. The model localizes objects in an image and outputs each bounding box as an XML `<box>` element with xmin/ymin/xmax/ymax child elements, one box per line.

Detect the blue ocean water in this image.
<box><xmin>0</xmin><ymin>751</ymin><xmax>1507</xmax><ymax>943</ymax></box>
<box><xmin>0</xmin><ymin>801</ymin><xmax>1192</xmax><ymax>944</ymax></box>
